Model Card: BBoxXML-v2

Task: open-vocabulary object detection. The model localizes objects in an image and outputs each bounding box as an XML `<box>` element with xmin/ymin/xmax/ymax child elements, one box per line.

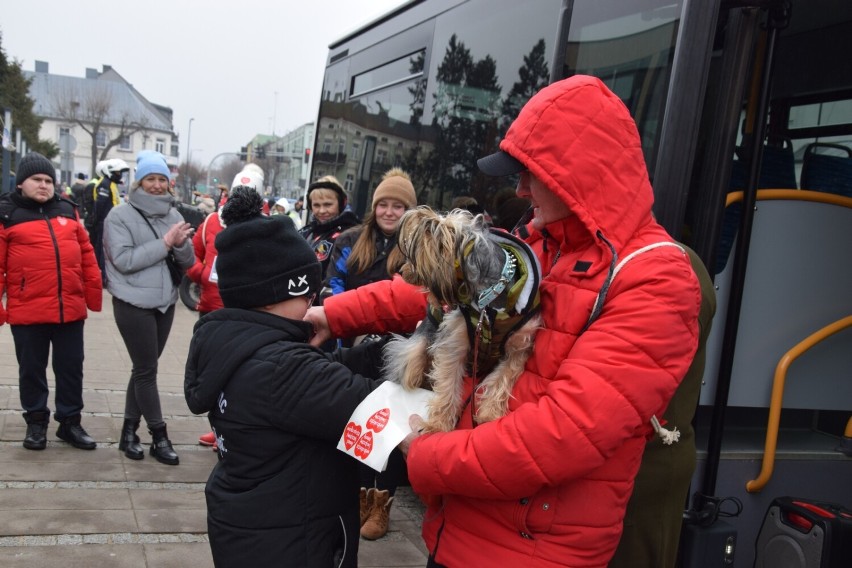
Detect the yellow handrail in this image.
<box><xmin>746</xmin><ymin>315</ymin><xmax>852</xmax><ymax>493</ymax></box>
<box><xmin>726</xmin><ymin>189</ymin><xmax>852</xmax><ymax>208</ymax></box>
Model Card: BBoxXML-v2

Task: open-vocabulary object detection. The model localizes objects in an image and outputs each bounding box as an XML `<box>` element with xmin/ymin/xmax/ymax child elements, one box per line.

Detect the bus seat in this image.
<box><xmin>715</xmin><ymin>141</ymin><xmax>798</xmax><ymax>274</ymax></box>
<box><xmin>728</xmin><ymin>138</ymin><xmax>798</xmax><ymax>191</ymax></box>
<box><xmin>800</xmin><ymin>142</ymin><xmax>852</xmax><ymax>198</ymax></box>
<box><xmin>702</xmin><ymin>191</ymin><xmax>852</xmax><ymax>411</ymax></box>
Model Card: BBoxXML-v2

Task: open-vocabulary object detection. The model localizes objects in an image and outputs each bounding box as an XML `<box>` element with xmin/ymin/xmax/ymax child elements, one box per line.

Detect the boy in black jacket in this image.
<box><xmin>184</xmin><ymin>187</ymin><xmax>385</xmax><ymax>568</ymax></box>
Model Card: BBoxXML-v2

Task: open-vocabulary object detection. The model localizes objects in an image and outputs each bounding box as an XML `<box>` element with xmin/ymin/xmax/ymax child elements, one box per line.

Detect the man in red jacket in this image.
<box><xmin>306</xmin><ymin>76</ymin><xmax>701</xmax><ymax>567</ymax></box>
<box><xmin>0</xmin><ymin>153</ymin><xmax>103</xmax><ymax>451</ymax></box>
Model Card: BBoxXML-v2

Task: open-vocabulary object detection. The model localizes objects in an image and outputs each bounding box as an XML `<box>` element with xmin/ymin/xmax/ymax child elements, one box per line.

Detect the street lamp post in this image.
<box><xmin>184</xmin><ymin>118</ymin><xmax>194</xmax><ymax>202</ymax></box>
<box><xmin>204</xmin><ymin>151</ymin><xmax>240</xmax><ymax>195</ymax></box>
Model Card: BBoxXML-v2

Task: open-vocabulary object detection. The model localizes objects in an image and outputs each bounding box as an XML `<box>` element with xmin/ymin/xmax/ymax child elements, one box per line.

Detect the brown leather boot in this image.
<box><xmin>359</xmin><ymin>487</ymin><xmax>372</xmax><ymax>527</ymax></box>
<box><xmin>360</xmin><ymin>489</ymin><xmax>393</xmax><ymax>540</ymax></box>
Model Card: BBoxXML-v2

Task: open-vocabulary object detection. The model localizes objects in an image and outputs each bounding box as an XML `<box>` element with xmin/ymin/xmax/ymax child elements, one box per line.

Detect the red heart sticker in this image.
<box><xmin>354</xmin><ymin>431</ymin><xmax>374</xmax><ymax>459</ymax></box>
<box><xmin>367</xmin><ymin>408</ymin><xmax>390</xmax><ymax>433</ymax></box>
<box><xmin>343</xmin><ymin>422</ymin><xmax>361</xmax><ymax>450</ymax></box>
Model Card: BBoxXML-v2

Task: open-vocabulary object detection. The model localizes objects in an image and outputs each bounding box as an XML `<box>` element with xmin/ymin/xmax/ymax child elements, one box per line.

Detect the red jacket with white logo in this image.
<box><xmin>323</xmin><ymin>76</ymin><xmax>701</xmax><ymax>567</ymax></box>
<box><xmin>0</xmin><ymin>192</ymin><xmax>102</xmax><ymax>325</ymax></box>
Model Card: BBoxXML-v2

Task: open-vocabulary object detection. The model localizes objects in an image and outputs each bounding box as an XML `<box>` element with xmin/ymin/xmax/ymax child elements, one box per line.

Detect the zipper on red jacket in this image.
<box><xmin>42</xmin><ymin>207</ymin><xmax>65</xmax><ymax>323</ymax></box>
<box><xmin>539</xmin><ymin>229</ymin><xmax>561</xmax><ymax>276</ymax></box>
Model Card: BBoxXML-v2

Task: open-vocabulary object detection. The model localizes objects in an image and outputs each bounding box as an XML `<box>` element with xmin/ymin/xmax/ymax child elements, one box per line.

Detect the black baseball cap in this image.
<box><xmin>477</xmin><ymin>150</ymin><xmax>525</xmax><ymax>176</ymax></box>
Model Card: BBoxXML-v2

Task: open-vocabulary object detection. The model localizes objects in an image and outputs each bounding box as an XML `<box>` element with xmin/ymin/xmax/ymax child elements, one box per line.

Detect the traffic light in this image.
<box><xmin>304</xmin><ymin>148</ymin><xmax>311</xmax><ymax>163</ymax></box>
<box><xmin>239</xmin><ymin>146</ymin><xmax>248</xmax><ymax>160</ymax></box>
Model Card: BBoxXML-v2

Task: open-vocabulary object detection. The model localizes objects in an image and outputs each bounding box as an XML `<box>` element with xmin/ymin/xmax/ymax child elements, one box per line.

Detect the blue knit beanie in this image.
<box><xmin>135</xmin><ymin>150</ymin><xmax>170</xmax><ymax>182</ymax></box>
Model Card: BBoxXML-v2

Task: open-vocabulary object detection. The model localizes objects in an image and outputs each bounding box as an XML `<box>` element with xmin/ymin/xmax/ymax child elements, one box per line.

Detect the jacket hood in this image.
<box><xmin>500</xmin><ymin>75</ymin><xmax>655</xmax><ymax>266</ymax></box>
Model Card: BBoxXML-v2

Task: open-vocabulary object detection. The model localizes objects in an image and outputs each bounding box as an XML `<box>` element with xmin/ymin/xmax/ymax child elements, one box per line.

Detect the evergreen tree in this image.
<box><xmin>499</xmin><ymin>39</ymin><xmax>550</xmax><ymax>137</ymax></box>
<box><xmin>426</xmin><ymin>34</ymin><xmax>502</xmax><ymax>210</ymax></box>
<box><xmin>0</xmin><ymin>31</ymin><xmax>57</xmax><ymax>161</ymax></box>
<box><xmin>407</xmin><ymin>51</ymin><xmax>426</xmax><ymax>127</ymax></box>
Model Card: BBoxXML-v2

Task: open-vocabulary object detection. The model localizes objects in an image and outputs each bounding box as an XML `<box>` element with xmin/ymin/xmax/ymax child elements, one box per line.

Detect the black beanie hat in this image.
<box><xmin>215</xmin><ymin>187</ymin><xmax>321</xmax><ymax>309</ymax></box>
<box><xmin>15</xmin><ymin>152</ymin><xmax>57</xmax><ymax>188</ymax></box>
<box><xmin>306</xmin><ymin>177</ymin><xmax>347</xmax><ymax>212</ymax></box>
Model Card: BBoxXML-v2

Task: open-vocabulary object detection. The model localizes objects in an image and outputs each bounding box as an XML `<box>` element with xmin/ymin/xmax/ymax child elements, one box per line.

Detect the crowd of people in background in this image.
<box><xmin>0</xmin><ymin>75</ymin><xmax>715</xmax><ymax>568</ymax></box>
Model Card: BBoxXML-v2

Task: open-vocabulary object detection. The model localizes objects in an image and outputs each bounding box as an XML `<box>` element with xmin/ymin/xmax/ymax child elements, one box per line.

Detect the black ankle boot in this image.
<box><xmin>118</xmin><ymin>419</ymin><xmax>144</xmax><ymax>460</ymax></box>
<box><xmin>23</xmin><ymin>411</ymin><xmax>50</xmax><ymax>451</ymax></box>
<box><xmin>56</xmin><ymin>415</ymin><xmax>96</xmax><ymax>450</ymax></box>
<box><xmin>149</xmin><ymin>425</ymin><xmax>179</xmax><ymax>465</ymax></box>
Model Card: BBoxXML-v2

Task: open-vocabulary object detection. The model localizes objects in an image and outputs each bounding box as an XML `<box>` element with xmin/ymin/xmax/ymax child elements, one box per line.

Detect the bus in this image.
<box><xmin>309</xmin><ymin>1</ymin><xmax>852</xmax><ymax>566</ymax></box>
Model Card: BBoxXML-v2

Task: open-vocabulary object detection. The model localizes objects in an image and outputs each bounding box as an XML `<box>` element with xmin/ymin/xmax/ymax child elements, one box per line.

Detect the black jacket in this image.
<box><xmin>323</xmin><ymin>226</ymin><xmax>398</xmax><ymax>294</ymax></box>
<box><xmin>299</xmin><ymin>210</ymin><xmax>360</xmax><ymax>279</ymax></box>
<box><xmin>184</xmin><ymin>308</ymin><xmax>384</xmax><ymax>568</ymax></box>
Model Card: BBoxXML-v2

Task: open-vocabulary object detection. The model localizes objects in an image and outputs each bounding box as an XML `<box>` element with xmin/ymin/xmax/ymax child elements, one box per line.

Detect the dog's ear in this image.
<box><xmin>471</xmin><ymin>212</ymin><xmax>490</xmax><ymax>232</ymax></box>
<box><xmin>397</xmin><ymin>208</ymin><xmax>425</xmax><ymax>262</ymax></box>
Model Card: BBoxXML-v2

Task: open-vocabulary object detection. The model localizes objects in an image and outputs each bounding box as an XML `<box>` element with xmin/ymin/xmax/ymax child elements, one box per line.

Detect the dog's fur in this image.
<box><xmin>383</xmin><ymin>207</ymin><xmax>541</xmax><ymax>433</ymax></box>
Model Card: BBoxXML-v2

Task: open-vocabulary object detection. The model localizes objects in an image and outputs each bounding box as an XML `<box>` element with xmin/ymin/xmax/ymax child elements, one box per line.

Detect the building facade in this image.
<box><xmin>243</xmin><ymin>123</ymin><xmax>314</xmax><ymax>200</ymax></box>
<box><xmin>24</xmin><ymin>61</ymin><xmax>178</xmax><ymax>185</ymax></box>
<box><xmin>274</xmin><ymin>122</ymin><xmax>313</xmax><ymax>199</ymax></box>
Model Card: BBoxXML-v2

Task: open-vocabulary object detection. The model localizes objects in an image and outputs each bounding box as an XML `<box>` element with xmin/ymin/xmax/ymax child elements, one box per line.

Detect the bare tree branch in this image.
<box><xmin>51</xmin><ymin>83</ymin><xmax>151</xmax><ymax>174</ymax></box>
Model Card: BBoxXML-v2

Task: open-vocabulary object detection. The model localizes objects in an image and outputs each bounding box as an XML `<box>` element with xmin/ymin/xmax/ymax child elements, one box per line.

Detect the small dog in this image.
<box><xmin>383</xmin><ymin>207</ymin><xmax>542</xmax><ymax>433</ymax></box>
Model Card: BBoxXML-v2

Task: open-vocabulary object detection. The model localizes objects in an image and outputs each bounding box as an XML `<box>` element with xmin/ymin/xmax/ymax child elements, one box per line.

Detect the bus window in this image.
<box><xmin>351</xmin><ymin>50</ymin><xmax>425</xmax><ymax>98</ymax></box>
<box><xmin>788</xmin><ymin>99</ymin><xmax>852</xmax><ymax>193</ymax></box>
<box><xmin>557</xmin><ymin>0</ymin><xmax>682</xmax><ymax>170</ymax></box>
<box><xmin>311</xmin><ymin>0</ymin><xmax>562</xmax><ymax>219</ymax></box>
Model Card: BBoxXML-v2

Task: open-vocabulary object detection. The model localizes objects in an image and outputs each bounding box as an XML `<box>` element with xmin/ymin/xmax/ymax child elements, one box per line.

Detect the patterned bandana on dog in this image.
<box><xmin>453</xmin><ymin>228</ymin><xmax>541</xmax><ymax>380</ymax></box>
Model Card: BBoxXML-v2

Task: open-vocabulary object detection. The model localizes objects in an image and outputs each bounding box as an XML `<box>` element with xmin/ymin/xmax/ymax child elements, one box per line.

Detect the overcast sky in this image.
<box><xmin>1</xmin><ymin>0</ymin><xmax>407</xmax><ymax>169</ymax></box>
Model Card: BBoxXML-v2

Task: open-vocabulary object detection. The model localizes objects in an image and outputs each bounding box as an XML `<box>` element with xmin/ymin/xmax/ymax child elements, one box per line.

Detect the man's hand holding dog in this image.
<box><xmin>399</xmin><ymin>414</ymin><xmax>426</xmax><ymax>458</ymax></box>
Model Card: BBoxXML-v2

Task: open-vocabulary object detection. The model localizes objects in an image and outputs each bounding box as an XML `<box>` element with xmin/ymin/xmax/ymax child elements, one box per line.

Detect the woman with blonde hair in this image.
<box><xmin>325</xmin><ymin>168</ymin><xmax>415</xmax><ymax>301</ymax></box>
<box><xmin>103</xmin><ymin>151</ymin><xmax>195</xmax><ymax>465</ymax></box>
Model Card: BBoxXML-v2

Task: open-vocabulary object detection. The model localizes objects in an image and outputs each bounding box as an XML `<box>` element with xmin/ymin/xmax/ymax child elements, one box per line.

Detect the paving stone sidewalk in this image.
<box><xmin>0</xmin><ymin>292</ymin><xmax>427</xmax><ymax>567</ymax></box>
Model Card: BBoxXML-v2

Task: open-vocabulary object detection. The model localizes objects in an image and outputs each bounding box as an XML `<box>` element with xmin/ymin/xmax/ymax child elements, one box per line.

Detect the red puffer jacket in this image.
<box><xmin>0</xmin><ymin>193</ymin><xmax>102</xmax><ymax>325</ymax></box>
<box><xmin>324</xmin><ymin>76</ymin><xmax>701</xmax><ymax>567</ymax></box>
<box><xmin>186</xmin><ymin>212</ymin><xmax>224</xmax><ymax>313</ymax></box>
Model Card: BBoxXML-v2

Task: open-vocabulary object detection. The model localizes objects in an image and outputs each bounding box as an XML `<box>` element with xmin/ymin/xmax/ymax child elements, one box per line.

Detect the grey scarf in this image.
<box><xmin>129</xmin><ymin>188</ymin><xmax>173</xmax><ymax>218</ymax></box>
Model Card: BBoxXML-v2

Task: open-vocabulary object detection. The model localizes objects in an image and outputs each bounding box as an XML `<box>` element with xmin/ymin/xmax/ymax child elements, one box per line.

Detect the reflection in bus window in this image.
<box><xmin>559</xmin><ymin>0</ymin><xmax>683</xmax><ymax>168</ymax></box>
<box><xmin>312</xmin><ymin>0</ymin><xmax>562</xmax><ymax>218</ymax></box>
<box><xmin>351</xmin><ymin>50</ymin><xmax>426</xmax><ymax>98</ymax></box>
